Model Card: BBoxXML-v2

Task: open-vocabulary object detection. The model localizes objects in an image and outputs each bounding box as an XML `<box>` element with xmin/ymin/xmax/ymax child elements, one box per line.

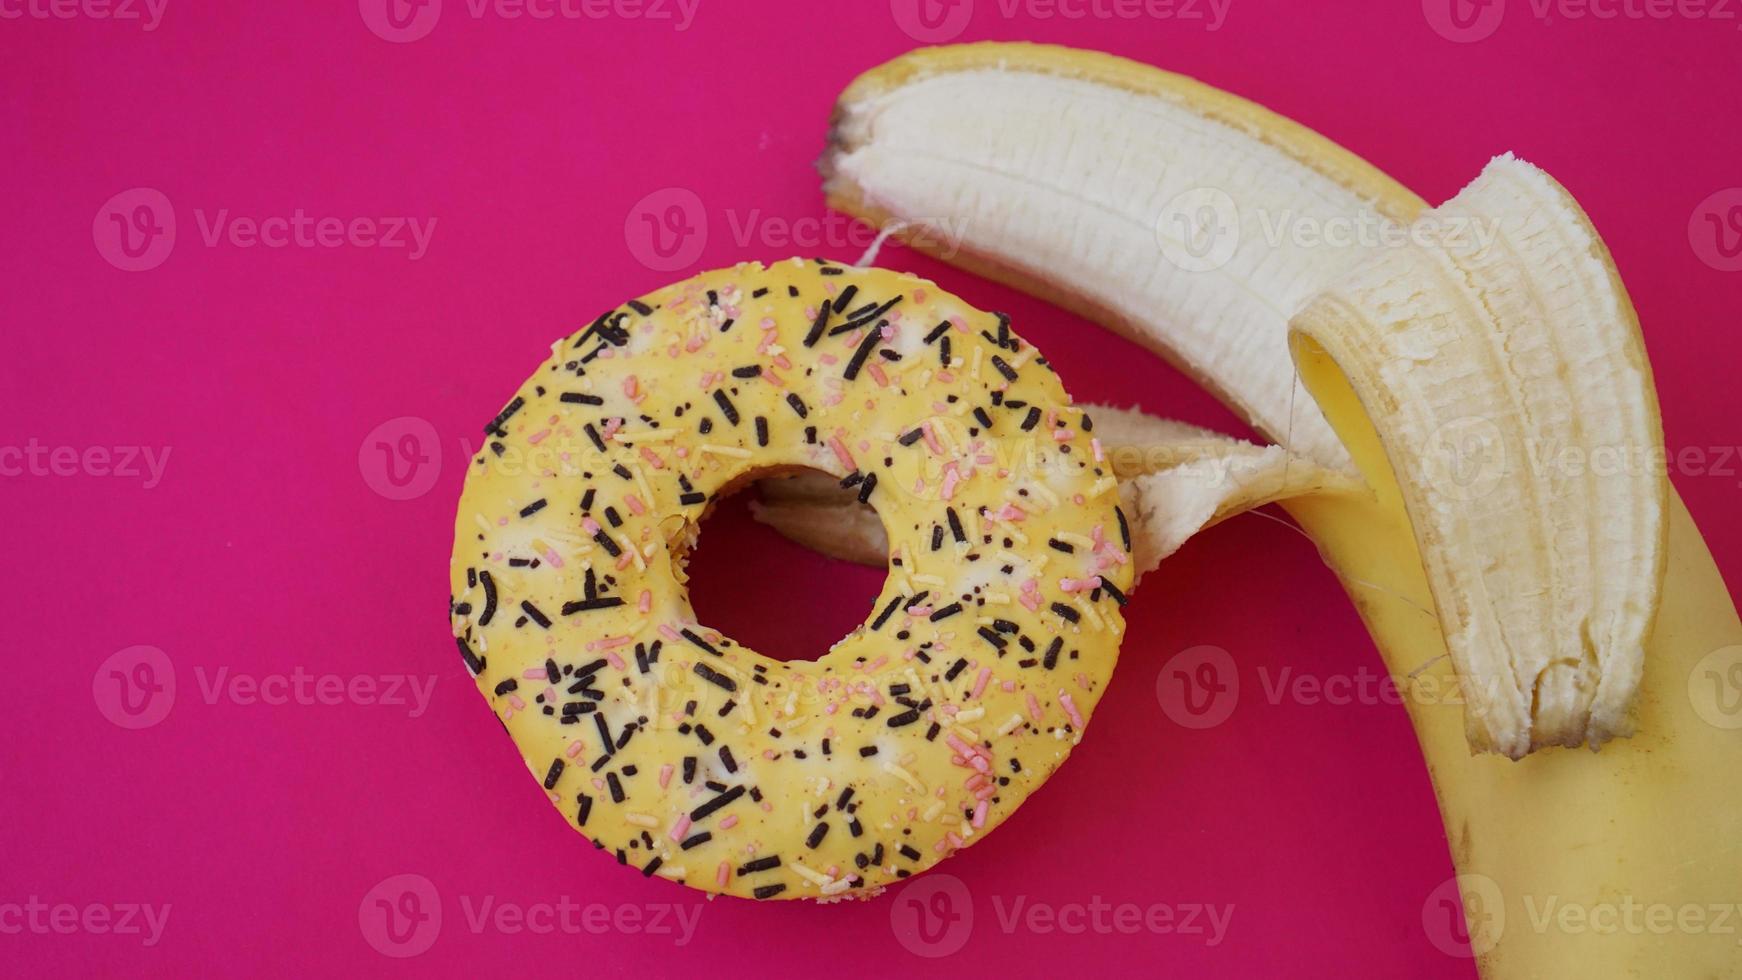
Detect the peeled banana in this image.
<box><xmin>759</xmin><ymin>42</ymin><xmax>1742</xmax><ymax>976</ymax></box>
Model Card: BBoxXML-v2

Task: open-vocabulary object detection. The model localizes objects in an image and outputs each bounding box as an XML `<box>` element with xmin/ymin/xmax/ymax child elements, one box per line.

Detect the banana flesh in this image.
<box><xmin>824</xmin><ymin>42</ymin><xmax>1419</xmax><ymax>471</ymax></box>
<box><xmin>1291</xmin><ymin>155</ymin><xmax>1667</xmax><ymax>759</ymax></box>
<box><xmin>756</xmin><ymin>404</ymin><xmax>1359</xmax><ymax>577</ymax></box>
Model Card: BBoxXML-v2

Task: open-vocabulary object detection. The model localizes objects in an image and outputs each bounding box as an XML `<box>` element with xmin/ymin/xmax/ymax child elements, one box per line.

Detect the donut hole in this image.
<box><xmin>682</xmin><ymin>469</ymin><xmax>888</xmax><ymax>663</ymax></box>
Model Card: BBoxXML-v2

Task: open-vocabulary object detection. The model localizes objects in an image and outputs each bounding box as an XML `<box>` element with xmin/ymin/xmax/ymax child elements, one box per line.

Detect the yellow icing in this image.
<box><xmin>449</xmin><ymin>259</ymin><xmax>1132</xmax><ymax>900</ymax></box>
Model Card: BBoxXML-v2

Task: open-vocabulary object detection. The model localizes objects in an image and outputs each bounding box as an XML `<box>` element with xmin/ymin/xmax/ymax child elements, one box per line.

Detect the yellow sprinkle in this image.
<box><xmin>1074</xmin><ymin>596</ymin><xmax>1105</xmax><ymax>631</ymax></box>
<box><xmin>700</xmin><ymin>443</ymin><xmax>752</xmax><ymax>458</ymax></box>
<box><xmin>997</xmin><ymin>713</ymin><xmax>1027</xmax><ymax>735</ymax></box>
<box><xmin>821</xmin><ymin>878</ymin><xmax>853</xmax><ymax>896</ymax></box>
<box><xmin>790</xmin><ymin>862</ymin><xmax>832</xmax><ymax>887</ymax></box>
<box><xmin>954</xmin><ymin>706</ymin><xmax>985</xmax><ymax>724</ymax></box>
<box><xmin>1058</xmin><ymin>531</ymin><xmax>1095</xmax><ymax>549</ymax></box>
<box><xmin>971</xmin><ymin>347</ymin><xmax>983</xmax><ymax>380</ymax></box>
<box><xmin>922</xmin><ymin>800</ymin><xmax>945</xmax><ymax>821</ymax></box>
<box><xmin>659</xmin><ymin>865</ymin><xmax>688</xmax><ymax>880</ymax></box>
<box><xmin>632</xmin><ymin>464</ymin><xmax>657</xmax><ymax>508</ymax></box>
<box><xmin>1089</xmin><ymin>477</ymin><xmax>1117</xmax><ymax>498</ymax></box>
<box><xmin>624</xmin><ymin>813</ymin><xmax>658</xmax><ymax>828</ymax></box>
<box><xmin>884</xmin><ymin>762</ymin><xmax>925</xmax><ymax>794</ymax></box>
<box><xmin>983</xmin><ymin>592</ymin><xmax>1011</xmax><ymax>605</ymax></box>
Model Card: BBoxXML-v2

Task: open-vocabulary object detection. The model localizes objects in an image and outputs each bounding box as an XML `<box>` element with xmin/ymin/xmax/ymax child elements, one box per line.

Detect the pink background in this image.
<box><xmin>4</xmin><ymin>1</ymin><xmax>1740</xmax><ymax>976</ymax></box>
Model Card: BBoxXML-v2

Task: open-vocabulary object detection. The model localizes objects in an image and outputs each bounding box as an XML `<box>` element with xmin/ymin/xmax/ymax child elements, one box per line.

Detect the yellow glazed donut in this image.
<box><xmin>449</xmin><ymin>259</ymin><xmax>1132</xmax><ymax>900</ymax></box>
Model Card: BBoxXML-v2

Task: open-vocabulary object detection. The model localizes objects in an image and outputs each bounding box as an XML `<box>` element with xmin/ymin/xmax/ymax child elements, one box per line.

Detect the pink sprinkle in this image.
<box><xmin>1092</xmin><ymin>438</ymin><xmax>1105</xmax><ymax>462</ymax></box>
<box><xmin>527</xmin><ymin>428</ymin><xmax>551</xmax><ymax>445</ymax></box>
<box><xmin>638</xmin><ymin>590</ymin><xmax>653</xmax><ymax>613</ymax></box>
<box><xmin>625</xmin><ymin>494</ymin><xmax>647</xmax><ymax>516</ymax></box>
<box><xmin>606</xmin><ymin>653</ymin><xmax>626</xmax><ymax>671</ymax></box>
<box><xmin>1026</xmin><ymin>693</ymin><xmax>1043</xmax><ymax>721</ymax></box>
<box><xmin>544</xmin><ymin>548</ymin><xmax>564</xmax><ymax>568</ymax></box>
<box><xmin>522</xmin><ymin>668</ymin><xmax>547</xmax><ymax>680</ymax></box>
<box><xmin>567</xmin><ymin>740</ymin><xmax>585</xmax><ymax>759</ymax></box>
<box><xmin>582</xmin><ymin>516</ymin><xmax>601</xmax><ymax>534</ymax></box>
<box><xmin>638</xmin><ymin>446</ymin><xmax>665</xmax><ymax>469</ymax></box>
<box><xmin>1060</xmin><ymin>693</ymin><xmax>1085</xmax><ymax>728</ymax></box>
<box><xmin>615</xmin><ymin>551</ymin><xmax>633</xmax><ymax>571</ymax></box>
<box><xmin>668</xmin><ymin>816</ymin><xmax>692</xmax><ymax>842</ymax></box>
<box><xmin>763</xmin><ymin>370</ymin><xmax>785</xmax><ymax>388</ymax></box>
<box><xmin>972</xmin><ymin>800</ymin><xmax>989</xmax><ymax>828</ymax></box>
<box><xmin>971</xmin><ymin>667</ymin><xmax>992</xmax><ymax>699</ymax></box>
<box><xmin>509</xmin><ymin>694</ymin><xmax>526</xmax><ymax>710</ymax></box>
<box><xmin>773</xmin><ymin>354</ymin><xmax>792</xmax><ymax>371</ymax></box>
<box><xmin>760</xmin><ymin>317</ymin><xmax>777</xmax><ymax>330</ymax></box>
<box><xmin>717</xmin><ymin>862</ymin><xmax>730</xmax><ymax>887</ymax></box>
<box><xmin>622</xmin><ymin>376</ymin><xmax>639</xmax><ymax>399</ymax></box>
<box><xmin>940</xmin><ymin>463</ymin><xmax>961</xmax><ymax>501</ymax></box>
<box><xmin>819</xmin><ymin>353</ymin><xmax>838</xmax><ymax>366</ymax></box>
<box><xmin>921</xmin><ymin>421</ymin><xmax>945</xmax><ymax>455</ymax></box>
<box><xmin>659</xmin><ymin>764</ymin><xmax>673</xmax><ymax>788</ymax></box>
<box><xmin>913</xmin><ymin>289</ymin><xmax>928</xmax><ymax>303</ymax></box>
<box><xmin>866</xmin><ymin>363</ymin><xmax>889</xmax><ymax>387</ymax></box>
<box><xmin>1052</xmin><ymin>428</ymin><xmax>1073</xmax><ymax>442</ymax></box>
<box><xmin>659</xmin><ymin>624</ymin><xmax>682</xmax><ymax>642</ymax></box>
<box><xmin>1001</xmin><ymin>680</ymin><xmax>1016</xmax><ymax>692</ymax></box>
<box><xmin>827</xmin><ymin>433</ymin><xmax>857</xmax><ymax>471</ymax></box>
